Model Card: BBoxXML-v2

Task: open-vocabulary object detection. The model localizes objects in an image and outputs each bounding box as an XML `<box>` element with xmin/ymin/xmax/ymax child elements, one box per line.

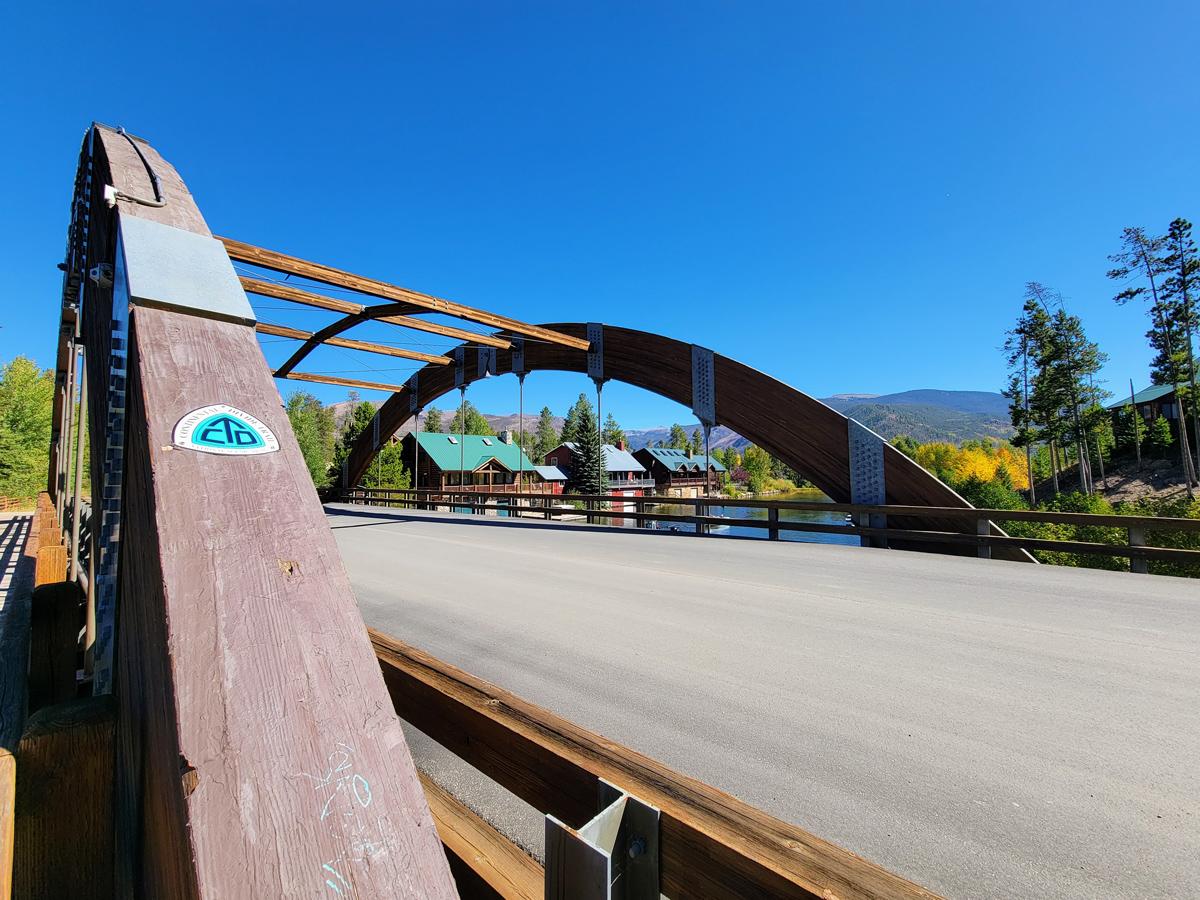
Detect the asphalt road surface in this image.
<box><xmin>328</xmin><ymin>504</ymin><xmax>1199</xmax><ymax>899</ymax></box>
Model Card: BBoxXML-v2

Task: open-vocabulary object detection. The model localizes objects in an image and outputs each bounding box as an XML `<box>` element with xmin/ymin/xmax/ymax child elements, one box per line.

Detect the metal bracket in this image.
<box><xmin>117</xmin><ymin>214</ymin><xmax>255</xmax><ymax>325</ymax></box>
<box><xmin>586</xmin><ymin>323</ymin><xmax>604</xmax><ymax>385</ymax></box>
<box><xmin>848</xmin><ymin>419</ymin><xmax>887</xmax><ymax>548</ymax></box>
<box><xmin>478</xmin><ymin>345</ymin><xmax>498</xmax><ymax>379</ymax></box>
<box><xmin>691</xmin><ymin>344</ymin><xmax>716</xmax><ymax>427</ymax></box>
<box><xmin>545</xmin><ymin>780</ymin><xmax>659</xmax><ymax>899</ymax></box>
<box><xmin>453</xmin><ymin>346</ymin><xmax>466</xmax><ymax>389</ymax></box>
<box><xmin>407</xmin><ymin>372</ymin><xmax>420</xmax><ymax>415</ymax></box>
<box><xmin>511</xmin><ymin>336</ymin><xmax>526</xmax><ymax>376</ymax></box>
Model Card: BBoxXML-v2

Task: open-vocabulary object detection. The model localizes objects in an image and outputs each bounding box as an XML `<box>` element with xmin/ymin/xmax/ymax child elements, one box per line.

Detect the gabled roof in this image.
<box><xmin>409</xmin><ymin>432</ymin><xmax>536</xmax><ymax>472</ymax></box>
<box><xmin>559</xmin><ymin>443</ymin><xmax>647</xmax><ymax>474</ymax></box>
<box><xmin>1105</xmin><ymin>383</ymin><xmax>1182</xmax><ymax>410</ymax></box>
<box><xmin>533</xmin><ymin>465</ymin><xmax>567</xmax><ymax>481</ymax></box>
<box><xmin>636</xmin><ymin>446</ymin><xmax>726</xmax><ymax>472</ymax></box>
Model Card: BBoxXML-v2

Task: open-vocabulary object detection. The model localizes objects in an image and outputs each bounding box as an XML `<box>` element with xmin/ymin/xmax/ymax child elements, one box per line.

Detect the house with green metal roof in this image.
<box><xmin>632</xmin><ymin>446</ymin><xmax>727</xmax><ymax>497</ymax></box>
<box><xmin>401</xmin><ymin>431</ymin><xmax>546</xmax><ymax>491</ymax></box>
<box><xmin>1105</xmin><ymin>384</ymin><xmax>1185</xmax><ymax>424</ymax></box>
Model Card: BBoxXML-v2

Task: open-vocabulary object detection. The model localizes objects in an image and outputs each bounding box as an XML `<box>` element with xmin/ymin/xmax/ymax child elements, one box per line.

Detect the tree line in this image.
<box><xmin>999</xmin><ymin>219</ymin><xmax>1199</xmax><ymax>503</ymax></box>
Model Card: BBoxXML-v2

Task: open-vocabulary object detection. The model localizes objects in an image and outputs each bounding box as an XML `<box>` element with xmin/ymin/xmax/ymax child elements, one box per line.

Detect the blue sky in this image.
<box><xmin>3</xmin><ymin>2</ymin><xmax>1198</xmax><ymax>429</ymax></box>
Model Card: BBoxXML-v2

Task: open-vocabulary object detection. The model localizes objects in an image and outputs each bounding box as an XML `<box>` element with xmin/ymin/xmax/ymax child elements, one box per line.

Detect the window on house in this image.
<box><xmin>483</xmin><ymin>438</ymin><xmax>493</xmax><ymax>445</ymax></box>
<box><xmin>550</xmin><ymin>456</ymin><xmax>557</xmax><ymax>465</ymax></box>
<box><xmin>447</xmin><ymin>436</ymin><xmax>458</xmax><ymax>444</ymax></box>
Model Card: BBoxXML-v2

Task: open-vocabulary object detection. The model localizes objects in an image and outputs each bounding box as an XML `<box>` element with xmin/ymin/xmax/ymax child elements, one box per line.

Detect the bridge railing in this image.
<box><xmin>370</xmin><ymin>628</ymin><xmax>937</xmax><ymax>900</ymax></box>
<box><xmin>336</xmin><ymin>488</ymin><xmax>1200</xmax><ymax>575</ymax></box>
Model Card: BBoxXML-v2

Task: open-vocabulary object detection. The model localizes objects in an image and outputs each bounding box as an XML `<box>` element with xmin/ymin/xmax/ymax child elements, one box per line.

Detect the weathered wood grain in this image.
<box><xmin>13</xmin><ymin>697</ymin><xmax>115</xmax><ymax>900</ymax></box>
<box><xmin>421</xmin><ymin>772</ymin><xmax>542</xmax><ymax>900</ymax></box>
<box><xmin>85</xmin><ymin>124</ymin><xmax>457</xmax><ymax>899</ymax></box>
<box><xmin>374</xmin><ymin>632</ymin><xmax>940</xmax><ymax>900</ymax></box>
<box><xmin>221</xmin><ymin>238</ymin><xmax>590</xmax><ymax>349</ymax></box>
<box><xmin>26</xmin><ymin>583</ymin><xmax>82</xmax><ymax>712</ymax></box>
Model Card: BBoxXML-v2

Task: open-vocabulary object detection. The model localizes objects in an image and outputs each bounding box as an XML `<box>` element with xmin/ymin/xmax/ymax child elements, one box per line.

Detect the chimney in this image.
<box><xmin>499</xmin><ymin>429</ymin><xmax>514</xmax><ymax>444</ymax></box>
<box><xmin>616</xmin><ymin>439</ymin><xmax>626</xmax><ymax>451</ymax></box>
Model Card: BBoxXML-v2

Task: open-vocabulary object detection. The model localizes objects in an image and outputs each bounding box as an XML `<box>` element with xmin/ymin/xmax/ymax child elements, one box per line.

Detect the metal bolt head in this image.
<box><xmin>628</xmin><ymin>837</ymin><xmax>646</xmax><ymax>859</ymax></box>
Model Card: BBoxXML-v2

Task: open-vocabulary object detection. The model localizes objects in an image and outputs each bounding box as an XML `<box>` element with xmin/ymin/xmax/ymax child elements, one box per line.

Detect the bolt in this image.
<box><xmin>628</xmin><ymin>837</ymin><xmax>646</xmax><ymax>859</ymax></box>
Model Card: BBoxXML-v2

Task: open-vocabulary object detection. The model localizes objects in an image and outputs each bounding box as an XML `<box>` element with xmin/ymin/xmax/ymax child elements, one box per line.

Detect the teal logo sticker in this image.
<box><xmin>173</xmin><ymin>404</ymin><xmax>279</xmax><ymax>456</ymax></box>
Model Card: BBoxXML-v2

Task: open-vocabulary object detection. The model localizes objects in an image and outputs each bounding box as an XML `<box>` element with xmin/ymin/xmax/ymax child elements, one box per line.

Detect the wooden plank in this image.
<box><xmin>13</xmin><ymin>697</ymin><xmax>114</xmax><ymax>900</ymax></box>
<box><xmin>241</xmin><ymin>277</ymin><xmax>513</xmax><ymax>349</ymax></box>
<box><xmin>26</xmin><ymin>583</ymin><xmax>82</xmax><ymax>713</ymax></box>
<box><xmin>89</xmin><ymin>124</ymin><xmax>456</xmax><ymax>899</ymax></box>
<box><xmin>256</xmin><ymin>322</ymin><xmax>452</xmax><ymax>365</ymax></box>
<box><xmin>421</xmin><ymin>772</ymin><xmax>542</xmax><ymax>900</ymax></box>
<box><xmin>284</xmin><ymin>371</ymin><xmax>406</xmax><ymax>392</ymax></box>
<box><xmin>222</xmin><ymin>238</ymin><xmax>591</xmax><ymax>350</ymax></box>
<box><xmin>373</xmin><ymin>632</ymin><xmax>939</xmax><ymax>900</ymax></box>
<box><xmin>33</xmin><ymin>546</ymin><xmax>66</xmax><ymax>588</ymax></box>
<box><xmin>0</xmin><ymin>512</ymin><xmax>36</xmax><ymax>900</ymax></box>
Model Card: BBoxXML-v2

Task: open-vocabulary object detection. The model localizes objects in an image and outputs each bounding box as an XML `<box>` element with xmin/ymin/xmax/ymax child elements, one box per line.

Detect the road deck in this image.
<box><xmin>327</xmin><ymin>504</ymin><xmax>1200</xmax><ymax>900</ymax></box>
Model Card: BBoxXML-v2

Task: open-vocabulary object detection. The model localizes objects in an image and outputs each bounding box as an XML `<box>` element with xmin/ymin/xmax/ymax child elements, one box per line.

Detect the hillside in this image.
<box><xmin>327</xmin><ymin>389</ymin><xmax>1014</xmax><ymax>450</ymax></box>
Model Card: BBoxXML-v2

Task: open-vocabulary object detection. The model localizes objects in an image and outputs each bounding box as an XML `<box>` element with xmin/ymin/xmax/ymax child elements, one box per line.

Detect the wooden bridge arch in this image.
<box><xmin>344</xmin><ymin>323</ymin><xmax>977</xmax><ymax>515</ymax></box>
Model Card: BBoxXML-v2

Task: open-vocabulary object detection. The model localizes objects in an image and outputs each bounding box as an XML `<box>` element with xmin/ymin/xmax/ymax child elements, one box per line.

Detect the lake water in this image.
<box><xmin>637</xmin><ymin>488</ymin><xmax>859</xmax><ymax>546</ymax></box>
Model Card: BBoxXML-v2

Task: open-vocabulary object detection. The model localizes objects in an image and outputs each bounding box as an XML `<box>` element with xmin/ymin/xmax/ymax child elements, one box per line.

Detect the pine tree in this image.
<box><xmin>423</xmin><ymin>407</ymin><xmax>444</xmax><ymax>433</ymax></box>
<box><xmin>532</xmin><ymin>406</ymin><xmax>560</xmax><ymax>462</ymax></box>
<box><xmin>602</xmin><ymin>412</ymin><xmax>625</xmax><ymax>447</ymax></box>
<box><xmin>1109</xmin><ymin>226</ymin><xmax>1197</xmax><ymax>494</ymax></box>
<box><xmin>567</xmin><ymin>404</ymin><xmax>606</xmax><ymax>493</ymax></box>
<box><xmin>560</xmin><ymin>393</ymin><xmax>595</xmax><ymax>445</ymax></box>
<box><xmin>1160</xmin><ymin>218</ymin><xmax>1200</xmax><ymax>474</ymax></box>
<box><xmin>689</xmin><ymin>428</ymin><xmax>704</xmax><ymax>456</ymax></box>
<box><xmin>330</xmin><ymin>401</ymin><xmax>376</xmax><ymax>486</ymax></box>
<box><xmin>668</xmin><ymin>423</ymin><xmax>690</xmax><ymax>450</ymax></box>
<box><xmin>1003</xmin><ymin>299</ymin><xmax>1048</xmax><ymax>503</ymax></box>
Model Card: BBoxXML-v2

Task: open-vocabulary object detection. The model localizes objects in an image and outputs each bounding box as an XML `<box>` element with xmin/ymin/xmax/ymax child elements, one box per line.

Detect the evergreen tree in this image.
<box><xmin>1109</xmin><ymin>227</ymin><xmax>1197</xmax><ymax>493</ymax></box>
<box><xmin>330</xmin><ymin>401</ymin><xmax>375</xmax><ymax>486</ymax></box>
<box><xmin>668</xmin><ymin>423</ymin><xmax>690</xmax><ymax>450</ymax></box>
<box><xmin>446</xmin><ymin>400</ymin><xmax>494</xmax><ymax>436</ymax></box>
<box><xmin>0</xmin><ymin>357</ymin><xmax>55</xmax><ymax>501</ymax></box>
<box><xmin>1161</xmin><ymin>218</ymin><xmax>1200</xmax><ymax>473</ymax></box>
<box><xmin>890</xmin><ymin>435</ymin><xmax>920</xmax><ymax>459</ymax></box>
<box><xmin>1112</xmin><ymin>404</ymin><xmax>1142</xmax><ymax>453</ymax></box>
<box><xmin>532</xmin><ymin>406</ymin><xmax>560</xmax><ymax>462</ymax></box>
<box><xmin>423</xmin><ymin>407</ymin><xmax>444</xmax><ymax>433</ymax></box>
<box><xmin>1146</xmin><ymin>415</ymin><xmax>1174</xmax><ymax>457</ymax></box>
<box><xmin>285</xmin><ymin>390</ymin><xmax>335</xmax><ymax>487</ymax></box>
<box><xmin>566</xmin><ymin>404</ymin><xmax>606</xmax><ymax>493</ymax></box>
<box><xmin>689</xmin><ymin>428</ymin><xmax>704</xmax><ymax>456</ymax></box>
<box><xmin>602</xmin><ymin>413</ymin><xmax>625</xmax><ymax>447</ymax></box>
<box><xmin>560</xmin><ymin>393</ymin><xmax>594</xmax><ymax>445</ymax></box>
<box><xmin>330</xmin><ymin>399</ymin><xmax>410</xmax><ymax>490</ymax></box>
<box><xmin>1003</xmin><ymin>299</ymin><xmax>1048</xmax><ymax>502</ymax></box>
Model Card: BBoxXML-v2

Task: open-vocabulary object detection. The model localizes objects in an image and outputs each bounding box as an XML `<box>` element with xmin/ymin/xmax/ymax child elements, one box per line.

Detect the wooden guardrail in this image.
<box><xmin>339</xmin><ymin>489</ymin><xmax>1200</xmax><ymax>574</ymax></box>
<box><xmin>372</xmin><ymin>630</ymin><xmax>940</xmax><ymax>900</ymax></box>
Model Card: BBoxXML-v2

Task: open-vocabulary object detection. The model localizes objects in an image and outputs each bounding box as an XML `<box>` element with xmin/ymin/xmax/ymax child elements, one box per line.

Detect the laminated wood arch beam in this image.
<box><xmin>256</xmin><ymin>322</ymin><xmax>450</xmax><ymax>366</ymax></box>
<box><xmin>345</xmin><ymin>322</ymin><xmax>1020</xmax><ymax>558</ymax></box>
<box><xmin>273</xmin><ymin>301</ymin><xmax>463</xmax><ymax>378</ymax></box>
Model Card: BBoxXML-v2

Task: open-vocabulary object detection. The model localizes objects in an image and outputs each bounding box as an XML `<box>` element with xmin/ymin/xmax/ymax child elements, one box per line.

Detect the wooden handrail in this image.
<box><xmin>373</xmin><ymin>631</ymin><xmax>939</xmax><ymax>900</ymax></box>
<box><xmin>337</xmin><ymin>490</ymin><xmax>1200</xmax><ymax>570</ymax></box>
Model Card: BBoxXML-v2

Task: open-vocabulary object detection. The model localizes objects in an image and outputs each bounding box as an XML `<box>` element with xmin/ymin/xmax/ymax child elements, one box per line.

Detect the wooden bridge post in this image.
<box><xmin>1128</xmin><ymin>526</ymin><xmax>1149</xmax><ymax>574</ymax></box>
<box><xmin>70</xmin><ymin>125</ymin><xmax>455</xmax><ymax>899</ymax></box>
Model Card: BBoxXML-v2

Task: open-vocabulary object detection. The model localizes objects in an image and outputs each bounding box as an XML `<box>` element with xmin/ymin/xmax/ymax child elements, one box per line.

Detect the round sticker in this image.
<box><xmin>173</xmin><ymin>404</ymin><xmax>280</xmax><ymax>456</ymax></box>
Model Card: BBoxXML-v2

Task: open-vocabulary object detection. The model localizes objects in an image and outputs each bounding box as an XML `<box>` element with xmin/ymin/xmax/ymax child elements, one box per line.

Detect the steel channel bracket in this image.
<box><xmin>545</xmin><ymin>779</ymin><xmax>660</xmax><ymax>900</ymax></box>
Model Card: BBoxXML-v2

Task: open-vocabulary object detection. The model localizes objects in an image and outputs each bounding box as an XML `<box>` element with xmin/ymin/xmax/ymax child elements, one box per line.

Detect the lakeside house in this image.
<box><xmin>402</xmin><ymin>431</ymin><xmax>550</xmax><ymax>492</ymax></box>
<box><xmin>1106</xmin><ymin>384</ymin><xmax>1187</xmax><ymax>434</ymax></box>
<box><xmin>544</xmin><ymin>441</ymin><xmax>656</xmax><ymax>499</ymax></box>
<box><xmin>633</xmin><ymin>446</ymin><xmax>727</xmax><ymax>497</ymax></box>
